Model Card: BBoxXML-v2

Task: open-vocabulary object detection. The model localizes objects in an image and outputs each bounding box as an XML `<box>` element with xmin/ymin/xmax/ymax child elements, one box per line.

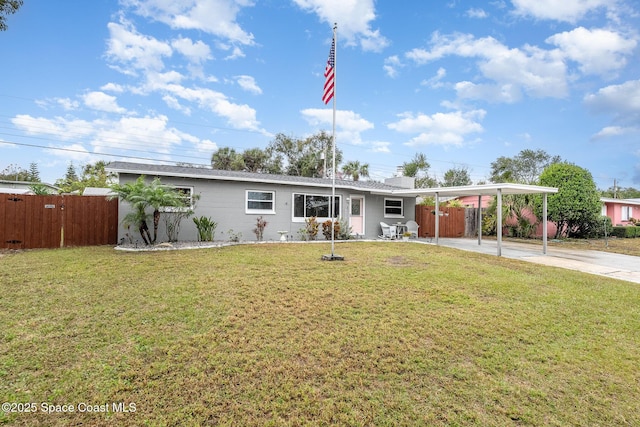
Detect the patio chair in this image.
<box><xmin>379</xmin><ymin>222</ymin><xmax>397</xmax><ymax>239</ymax></box>
<box><xmin>405</xmin><ymin>220</ymin><xmax>420</xmax><ymax>238</ymax></box>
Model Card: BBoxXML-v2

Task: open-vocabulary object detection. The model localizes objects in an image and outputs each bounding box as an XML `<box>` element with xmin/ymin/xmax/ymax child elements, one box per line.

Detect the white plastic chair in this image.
<box><xmin>379</xmin><ymin>222</ymin><xmax>397</xmax><ymax>239</ymax></box>
<box><xmin>405</xmin><ymin>220</ymin><xmax>419</xmax><ymax>238</ymax></box>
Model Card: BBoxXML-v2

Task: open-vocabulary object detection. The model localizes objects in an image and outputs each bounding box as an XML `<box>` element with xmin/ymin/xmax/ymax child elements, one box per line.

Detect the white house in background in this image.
<box><xmin>106</xmin><ymin>161</ymin><xmax>420</xmax><ymax>242</ymax></box>
<box><xmin>0</xmin><ymin>180</ymin><xmax>60</xmax><ymax>194</ymax></box>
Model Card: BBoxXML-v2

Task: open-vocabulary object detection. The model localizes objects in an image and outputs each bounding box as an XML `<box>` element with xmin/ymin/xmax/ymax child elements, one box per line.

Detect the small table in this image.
<box><xmin>394</xmin><ymin>223</ymin><xmax>407</xmax><ymax>239</ymax></box>
<box><xmin>277</xmin><ymin>231</ymin><xmax>288</xmax><ymax>241</ymax></box>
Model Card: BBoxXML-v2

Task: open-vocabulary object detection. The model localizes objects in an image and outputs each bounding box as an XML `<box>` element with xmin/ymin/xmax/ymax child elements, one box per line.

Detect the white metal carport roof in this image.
<box><xmin>380</xmin><ymin>183</ymin><xmax>559</xmax><ymax>257</ymax></box>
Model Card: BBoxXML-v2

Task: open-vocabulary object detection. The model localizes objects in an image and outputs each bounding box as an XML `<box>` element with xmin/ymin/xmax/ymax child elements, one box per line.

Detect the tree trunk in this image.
<box><xmin>153</xmin><ymin>209</ymin><xmax>160</xmax><ymax>243</ymax></box>
<box><xmin>139</xmin><ymin>221</ymin><xmax>152</xmax><ymax>245</ymax></box>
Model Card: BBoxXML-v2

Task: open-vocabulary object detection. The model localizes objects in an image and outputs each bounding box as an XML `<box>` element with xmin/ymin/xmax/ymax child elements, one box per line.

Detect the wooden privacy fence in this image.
<box><xmin>0</xmin><ymin>194</ymin><xmax>118</xmax><ymax>250</ymax></box>
<box><xmin>415</xmin><ymin>205</ymin><xmax>466</xmax><ymax>238</ymax></box>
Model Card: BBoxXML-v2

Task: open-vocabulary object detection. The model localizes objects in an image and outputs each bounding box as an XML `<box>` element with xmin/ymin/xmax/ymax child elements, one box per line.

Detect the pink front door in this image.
<box><xmin>349</xmin><ymin>196</ymin><xmax>364</xmax><ymax>235</ymax></box>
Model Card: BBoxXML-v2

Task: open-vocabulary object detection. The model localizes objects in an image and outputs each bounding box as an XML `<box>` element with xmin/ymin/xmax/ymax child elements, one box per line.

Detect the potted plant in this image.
<box><xmin>402</xmin><ymin>231</ymin><xmax>412</xmax><ymax>241</ymax></box>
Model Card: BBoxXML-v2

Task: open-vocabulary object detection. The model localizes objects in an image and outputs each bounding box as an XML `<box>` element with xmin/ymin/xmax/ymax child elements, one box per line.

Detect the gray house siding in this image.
<box><xmin>110</xmin><ymin>162</ymin><xmax>418</xmax><ymax>243</ymax></box>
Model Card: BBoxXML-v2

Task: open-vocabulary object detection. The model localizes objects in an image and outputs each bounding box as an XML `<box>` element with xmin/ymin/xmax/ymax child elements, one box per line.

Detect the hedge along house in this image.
<box><xmin>106</xmin><ymin>161</ymin><xmax>418</xmax><ymax>243</ymax></box>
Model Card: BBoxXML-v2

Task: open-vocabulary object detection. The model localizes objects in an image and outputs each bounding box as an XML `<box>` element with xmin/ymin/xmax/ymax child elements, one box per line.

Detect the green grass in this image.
<box><xmin>1</xmin><ymin>242</ymin><xmax>639</xmax><ymax>426</ymax></box>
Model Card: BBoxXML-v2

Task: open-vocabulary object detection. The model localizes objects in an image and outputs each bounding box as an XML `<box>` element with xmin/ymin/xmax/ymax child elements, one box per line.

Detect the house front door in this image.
<box><xmin>349</xmin><ymin>196</ymin><xmax>364</xmax><ymax>235</ymax></box>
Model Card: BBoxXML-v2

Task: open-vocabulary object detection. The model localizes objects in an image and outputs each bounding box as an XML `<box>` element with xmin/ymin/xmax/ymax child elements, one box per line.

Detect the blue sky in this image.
<box><xmin>1</xmin><ymin>0</ymin><xmax>639</xmax><ymax>189</ymax></box>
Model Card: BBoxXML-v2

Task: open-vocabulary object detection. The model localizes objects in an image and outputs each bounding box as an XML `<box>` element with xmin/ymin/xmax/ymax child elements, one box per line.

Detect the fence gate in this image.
<box><xmin>415</xmin><ymin>205</ymin><xmax>466</xmax><ymax>238</ymax></box>
<box><xmin>0</xmin><ymin>194</ymin><xmax>118</xmax><ymax>250</ymax></box>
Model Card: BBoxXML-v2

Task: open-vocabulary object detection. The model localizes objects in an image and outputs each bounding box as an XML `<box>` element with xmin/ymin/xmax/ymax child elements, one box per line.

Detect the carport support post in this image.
<box><xmin>435</xmin><ymin>192</ymin><xmax>440</xmax><ymax>245</ymax></box>
<box><xmin>477</xmin><ymin>195</ymin><xmax>482</xmax><ymax>245</ymax></box>
<box><xmin>497</xmin><ymin>189</ymin><xmax>502</xmax><ymax>257</ymax></box>
<box><xmin>543</xmin><ymin>193</ymin><xmax>548</xmax><ymax>255</ymax></box>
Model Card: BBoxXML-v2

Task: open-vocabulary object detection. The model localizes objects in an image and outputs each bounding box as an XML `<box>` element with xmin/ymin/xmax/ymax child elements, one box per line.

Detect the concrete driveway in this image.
<box><xmin>431</xmin><ymin>238</ymin><xmax>640</xmax><ymax>284</ymax></box>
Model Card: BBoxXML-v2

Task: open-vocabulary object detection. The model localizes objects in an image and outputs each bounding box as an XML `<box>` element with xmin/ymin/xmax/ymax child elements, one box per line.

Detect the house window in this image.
<box><xmin>161</xmin><ymin>186</ymin><xmax>193</xmax><ymax>212</ymax></box>
<box><xmin>622</xmin><ymin>206</ymin><xmax>632</xmax><ymax>221</ymax></box>
<box><xmin>246</xmin><ymin>190</ymin><xmax>275</xmax><ymax>214</ymax></box>
<box><xmin>293</xmin><ymin>193</ymin><xmax>341</xmax><ymax>220</ymax></box>
<box><xmin>601</xmin><ymin>204</ymin><xmax>607</xmax><ymax>216</ymax></box>
<box><xmin>384</xmin><ymin>198</ymin><xmax>404</xmax><ymax>218</ymax></box>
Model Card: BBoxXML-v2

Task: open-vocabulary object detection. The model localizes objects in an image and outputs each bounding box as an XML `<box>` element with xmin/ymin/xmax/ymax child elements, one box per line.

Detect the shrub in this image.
<box><xmin>253</xmin><ymin>216</ymin><xmax>267</xmax><ymax>241</ymax></box>
<box><xmin>304</xmin><ymin>217</ymin><xmax>319</xmax><ymax>241</ymax></box>
<box><xmin>611</xmin><ymin>226</ymin><xmax>640</xmax><ymax>238</ymax></box>
<box><xmin>193</xmin><ymin>216</ymin><xmax>217</xmax><ymax>241</ymax></box>
<box><xmin>322</xmin><ymin>220</ymin><xmax>340</xmax><ymax>240</ymax></box>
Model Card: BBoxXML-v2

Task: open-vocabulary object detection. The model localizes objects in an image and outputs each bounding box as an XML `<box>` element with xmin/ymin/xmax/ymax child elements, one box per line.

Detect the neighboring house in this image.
<box><xmin>0</xmin><ymin>180</ymin><xmax>60</xmax><ymax>194</ymax></box>
<box><xmin>106</xmin><ymin>161</ymin><xmax>419</xmax><ymax>242</ymax></box>
<box><xmin>457</xmin><ymin>195</ymin><xmax>640</xmax><ymax>234</ymax></box>
<box><xmin>601</xmin><ymin>198</ymin><xmax>640</xmax><ymax>226</ymax></box>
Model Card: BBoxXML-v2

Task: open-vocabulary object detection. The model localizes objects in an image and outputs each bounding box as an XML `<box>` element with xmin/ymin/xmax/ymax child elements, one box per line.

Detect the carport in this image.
<box><xmin>389</xmin><ymin>183</ymin><xmax>558</xmax><ymax>257</ymax></box>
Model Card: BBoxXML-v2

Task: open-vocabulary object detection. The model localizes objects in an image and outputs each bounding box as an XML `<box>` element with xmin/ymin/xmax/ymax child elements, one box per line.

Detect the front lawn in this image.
<box><xmin>1</xmin><ymin>243</ymin><xmax>639</xmax><ymax>426</ymax></box>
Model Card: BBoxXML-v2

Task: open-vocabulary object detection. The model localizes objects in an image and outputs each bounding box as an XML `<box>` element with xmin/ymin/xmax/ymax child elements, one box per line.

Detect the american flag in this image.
<box><xmin>322</xmin><ymin>37</ymin><xmax>335</xmax><ymax>104</ymax></box>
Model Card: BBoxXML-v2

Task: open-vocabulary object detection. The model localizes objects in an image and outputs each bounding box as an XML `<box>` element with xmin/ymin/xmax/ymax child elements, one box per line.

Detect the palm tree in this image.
<box><xmin>143</xmin><ymin>178</ymin><xmax>187</xmax><ymax>243</ymax></box>
<box><xmin>109</xmin><ymin>176</ymin><xmax>152</xmax><ymax>245</ymax></box>
<box><xmin>341</xmin><ymin>161</ymin><xmax>369</xmax><ymax>181</ymax></box>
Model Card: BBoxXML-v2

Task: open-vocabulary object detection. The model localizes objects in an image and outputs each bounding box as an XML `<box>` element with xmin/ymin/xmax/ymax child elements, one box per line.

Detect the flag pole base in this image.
<box><xmin>321</xmin><ymin>254</ymin><xmax>344</xmax><ymax>261</ymax></box>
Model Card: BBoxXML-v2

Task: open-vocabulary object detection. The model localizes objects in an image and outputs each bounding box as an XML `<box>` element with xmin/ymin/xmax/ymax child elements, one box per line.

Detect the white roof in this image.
<box><xmin>374</xmin><ymin>182</ymin><xmax>558</xmax><ymax>197</ymax></box>
<box><xmin>601</xmin><ymin>197</ymin><xmax>640</xmax><ymax>206</ymax></box>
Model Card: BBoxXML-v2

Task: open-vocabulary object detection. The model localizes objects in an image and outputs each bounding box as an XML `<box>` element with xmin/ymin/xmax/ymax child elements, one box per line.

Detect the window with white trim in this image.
<box><xmin>622</xmin><ymin>205</ymin><xmax>632</xmax><ymax>221</ymax></box>
<box><xmin>246</xmin><ymin>190</ymin><xmax>275</xmax><ymax>214</ymax></box>
<box><xmin>384</xmin><ymin>198</ymin><xmax>404</xmax><ymax>218</ymax></box>
<box><xmin>161</xmin><ymin>186</ymin><xmax>194</xmax><ymax>212</ymax></box>
<box><xmin>293</xmin><ymin>193</ymin><xmax>341</xmax><ymax>220</ymax></box>
<box><xmin>601</xmin><ymin>204</ymin><xmax>607</xmax><ymax>216</ymax></box>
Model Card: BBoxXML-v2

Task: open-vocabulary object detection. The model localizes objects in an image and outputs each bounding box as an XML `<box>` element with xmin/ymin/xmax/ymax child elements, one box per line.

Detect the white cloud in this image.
<box><xmin>11</xmin><ymin>115</ymin><xmax>94</xmax><ymax>140</ymax></box>
<box><xmin>11</xmin><ymin>113</ymin><xmax>217</xmax><ymax>162</ymax></box>
<box><xmin>106</xmin><ymin>20</ymin><xmax>172</xmax><ymax>73</ymax></box>
<box><xmin>56</xmin><ymin>98</ymin><xmax>80</xmax><ymax>111</ymax></box>
<box><xmin>421</xmin><ymin>67</ymin><xmax>447</xmax><ymax>88</ymax></box>
<box><xmin>591</xmin><ymin>125</ymin><xmax>638</xmax><ymax>140</ymax></box>
<box><xmin>83</xmin><ymin>91</ymin><xmax>127</xmax><ymax>114</ymax></box>
<box><xmin>406</xmin><ymin>32</ymin><xmax>568</xmax><ymax>102</ymax></box>
<box><xmin>292</xmin><ymin>0</ymin><xmax>389</xmax><ymax>52</ymax></box>
<box><xmin>44</xmin><ymin>143</ymin><xmax>93</xmax><ymax>162</ymax></box>
<box><xmin>100</xmin><ymin>83</ymin><xmax>125</xmax><ymax>93</ymax></box>
<box><xmin>122</xmin><ymin>0</ymin><xmax>255</xmax><ymax>45</ymax></box>
<box><xmin>584</xmin><ymin>79</ymin><xmax>640</xmax><ymax>115</ymax></box>
<box><xmin>466</xmin><ymin>8</ymin><xmax>488</xmax><ymax>18</ymax></box>
<box><xmin>584</xmin><ymin>79</ymin><xmax>640</xmax><ymax>139</ymax></box>
<box><xmin>383</xmin><ymin>55</ymin><xmax>403</xmax><ymax>78</ymax></box>
<box><xmin>546</xmin><ymin>27</ymin><xmax>637</xmax><ymax>76</ymax></box>
<box><xmin>511</xmin><ymin>0</ymin><xmax>614</xmax><ymax>23</ymax></box>
<box><xmin>235</xmin><ymin>75</ymin><xmax>262</xmax><ymax>94</ymax></box>
<box><xmin>388</xmin><ymin>109</ymin><xmax>485</xmax><ymax>147</ymax></box>
<box><xmin>171</xmin><ymin>36</ymin><xmax>212</xmax><ymax>63</ymax></box>
<box><xmin>301</xmin><ymin>108</ymin><xmax>374</xmax><ymax>133</ymax></box>
<box><xmin>370</xmin><ymin>141</ymin><xmax>391</xmax><ymax>153</ymax></box>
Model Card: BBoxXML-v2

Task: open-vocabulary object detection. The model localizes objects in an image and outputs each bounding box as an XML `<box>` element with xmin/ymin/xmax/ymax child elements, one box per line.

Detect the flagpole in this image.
<box><xmin>331</xmin><ymin>22</ymin><xmax>337</xmax><ymax>257</ymax></box>
<box><xmin>322</xmin><ymin>23</ymin><xmax>343</xmax><ymax>261</ymax></box>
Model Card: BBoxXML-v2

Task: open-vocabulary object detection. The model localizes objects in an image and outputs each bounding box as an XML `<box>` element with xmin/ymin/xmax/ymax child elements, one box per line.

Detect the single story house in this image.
<box><xmin>601</xmin><ymin>198</ymin><xmax>640</xmax><ymax>225</ymax></box>
<box><xmin>0</xmin><ymin>179</ymin><xmax>60</xmax><ymax>194</ymax></box>
<box><xmin>106</xmin><ymin>161</ymin><xmax>420</xmax><ymax>242</ymax></box>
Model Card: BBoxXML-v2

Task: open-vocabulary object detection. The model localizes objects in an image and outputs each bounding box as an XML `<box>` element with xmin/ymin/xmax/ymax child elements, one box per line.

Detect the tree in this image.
<box><xmin>109</xmin><ymin>177</ymin><xmax>153</xmax><ymax>245</ymax></box>
<box><xmin>110</xmin><ymin>176</ymin><xmax>189</xmax><ymax>245</ymax></box>
<box><xmin>601</xmin><ymin>185</ymin><xmax>640</xmax><ymax>199</ymax></box>
<box><xmin>143</xmin><ymin>177</ymin><xmax>188</xmax><ymax>243</ymax></box>
<box><xmin>0</xmin><ymin>164</ymin><xmax>30</xmax><ymax>181</ymax></box>
<box><xmin>490</xmin><ymin>149</ymin><xmax>561</xmax><ymax>184</ymax></box>
<box><xmin>79</xmin><ymin>161</ymin><xmax>114</xmax><ymax>188</ymax></box>
<box><xmin>211</xmin><ymin>147</ymin><xmax>243</xmax><ymax>170</ymax></box>
<box><xmin>267</xmin><ymin>131</ymin><xmax>341</xmax><ymax>178</ymax></box>
<box><xmin>535</xmin><ymin>162</ymin><xmax>602</xmax><ymax>238</ymax></box>
<box><xmin>28</xmin><ymin>162</ymin><xmax>40</xmax><ymax>182</ymax></box>
<box><xmin>341</xmin><ymin>161</ymin><xmax>369</xmax><ymax>181</ymax></box>
<box><xmin>441</xmin><ymin>166</ymin><xmax>472</xmax><ymax>187</ymax></box>
<box><xmin>402</xmin><ymin>153</ymin><xmax>437</xmax><ymax>188</ymax></box>
<box><xmin>0</xmin><ymin>0</ymin><xmax>22</xmax><ymax>31</ymax></box>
